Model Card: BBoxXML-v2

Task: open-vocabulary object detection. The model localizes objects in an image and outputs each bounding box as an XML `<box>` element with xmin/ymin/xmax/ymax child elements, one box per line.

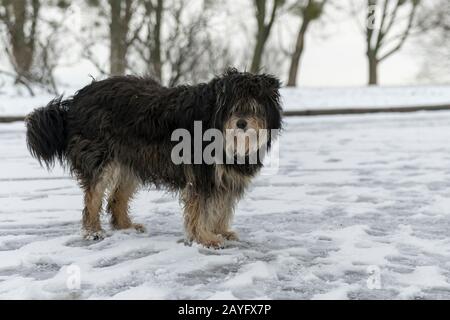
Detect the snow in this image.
<box><xmin>281</xmin><ymin>85</ymin><xmax>450</xmax><ymax>110</ymax></box>
<box><xmin>0</xmin><ymin>93</ymin><xmax>56</xmax><ymax>118</ymax></box>
<box><xmin>1</xmin><ymin>111</ymin><xmax>450</xmax><ymax>299</ymax></box>
<box><xmin>1</xmin><ymin>85</ymin><xmax>450</xmax><ymax>117</ymax></box>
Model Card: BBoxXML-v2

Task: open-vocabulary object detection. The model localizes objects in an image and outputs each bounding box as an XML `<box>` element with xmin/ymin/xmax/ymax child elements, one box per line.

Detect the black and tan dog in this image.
<box><xmin>25</xmin><ymin>68</ymin><xmax>282</xmax><ymax>248</ymax></box>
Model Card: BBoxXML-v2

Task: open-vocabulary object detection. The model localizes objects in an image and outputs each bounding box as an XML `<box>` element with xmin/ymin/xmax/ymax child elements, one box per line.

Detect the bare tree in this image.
<box><xmin>416</xmin><ymin>0</ymin><xmax>450</xmax><ymax>83</ymax></box>
<box><xmin>132</xmin><ymin>0</ymin><xmax>163</xmax><ymax>81</ymax></box>
<box><xmin>0</xmin><ymin>0</ymin><xmax>70</xmax><ymax>94</ymax></box>
<box><xmin>131</xmin><ymin>0</ymin><xmax>231</xmax><ymax>86</ymax></box>
<box><xmin>250</xmin><ymin>0</ymin><xmax>284</xmax><ymax>73</ymax></box>
<box><xmin>361</xmin><ymin>0</ymin><xmax>420</xmax><ymax>85</ymax></box>
<box><xmin>286</xmin><ymin>0</ymin><xmax>327</xmax><ymax>86</ymax></box>
<box><xmin>84</xmin><ymin>0</ymin><xmax>141</xmax><ymax>76</ymax></box>
<box><xmin>0</xmin><ymin>0</ymin><xmax>40</xmax><ymax>94</ymax></box>
<box><xmin>108</xmin><ymin>0</ymin><xmax>135</xmax><ymax>75</ymax></box>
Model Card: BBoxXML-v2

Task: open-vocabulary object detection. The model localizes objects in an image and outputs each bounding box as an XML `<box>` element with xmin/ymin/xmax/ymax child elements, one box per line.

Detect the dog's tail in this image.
<box><xmin>25</xmin><ymin>96</ymin><xmax>70</xmax><ymax>168</ymax></box>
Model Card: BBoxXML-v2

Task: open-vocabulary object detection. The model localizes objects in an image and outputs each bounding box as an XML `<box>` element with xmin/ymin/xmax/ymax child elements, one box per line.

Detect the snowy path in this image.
<box><xmin>2</xmin><ymin>85</ymin><xmax>450</xmax><ymax>117</ymax></box>
<box><xmin>1</xmin><ymin>112</ymin><xmax>450</xmax><ymax>299</ymax></box>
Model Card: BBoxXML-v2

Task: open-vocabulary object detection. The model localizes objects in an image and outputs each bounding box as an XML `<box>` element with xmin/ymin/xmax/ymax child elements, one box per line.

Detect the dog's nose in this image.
<box><xmin>236</xmin><ymin>119</ymin><xmax>247</xmax><ymax>129</ymax></box>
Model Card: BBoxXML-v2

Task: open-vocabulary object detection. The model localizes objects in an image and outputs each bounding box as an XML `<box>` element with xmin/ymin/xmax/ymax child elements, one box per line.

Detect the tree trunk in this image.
<box><xmin>6</xmin><ymin>0</ymin><xmax>39</xmax><ymax>83</ymax></box>
<box><xmin>151</xmin><ymin>0</ymin><xmax>163</xmax><ymax>81</ymax></box>
<box><xmin>287</xmin><ymin>18</ymin><xmax>310</xmax><ymax>87</ymax></box>
<box><xmin>368</xmin><ymin>54</ymin><xmax>378</xmax><ymax>85</ymax></box>
<box><xmin>250</xmin><ymin>0</ymin><xmax>270</xmax><ymax>73</ymax></box>
<box><xmin>251</xmin><ymin>0</ymin><xmax>266</xmax><ymax>74</ymax></box>
<box><xmin>250</xmin><ymin>28</ymin><xmax>268</xmax><ymax>73</ymax></box>
<box><xmin>250</xmin><ymin>0</ymin><xmax>281</xmax><ymax>73</ymax></box>
<box><xmin>109</xmin><ymin>0</ymin><xmax>128</xmax><ymax>75</ymax></box>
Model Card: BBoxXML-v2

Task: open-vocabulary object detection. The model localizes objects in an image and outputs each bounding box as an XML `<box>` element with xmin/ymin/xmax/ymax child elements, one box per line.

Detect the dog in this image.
<box><xmin>25</xmin><ymin>68</ymin><xmax>282</xmax><ymax>248</ymax></box>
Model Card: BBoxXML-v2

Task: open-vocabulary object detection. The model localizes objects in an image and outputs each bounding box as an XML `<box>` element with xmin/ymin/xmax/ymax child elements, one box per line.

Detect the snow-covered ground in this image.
<box><xmin>282</xmin><ymin>85</ymin><xmax>450</xmax><ymax>110</ymax></box>
<box><xmin>1</xmin><ymin>112</ymin><xmax>450</xmax><ymax>299</ymax></box>
<box><xmin>1</xmin><ymin>85</ymin><xmax>450</xmax><ymax>117</ymax></box>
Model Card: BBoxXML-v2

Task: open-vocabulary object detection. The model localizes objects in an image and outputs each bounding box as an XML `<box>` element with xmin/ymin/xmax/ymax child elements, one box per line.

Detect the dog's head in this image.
<box><xmin>212</xmin><ymin>68</ymin><xmax>282</xmax><ymax>158</ymax></box>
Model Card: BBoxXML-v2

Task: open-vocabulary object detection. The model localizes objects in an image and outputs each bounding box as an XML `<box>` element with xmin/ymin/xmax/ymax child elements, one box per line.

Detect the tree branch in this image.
<box><xmin>375</xmin><ymin>0</ymin><xmax>389</xmax><ymax>50</ymax></box>
<box><xmin>379</xmin><ymin>1</ymin><xmax>419</xmax><ymax>61</ymax></box>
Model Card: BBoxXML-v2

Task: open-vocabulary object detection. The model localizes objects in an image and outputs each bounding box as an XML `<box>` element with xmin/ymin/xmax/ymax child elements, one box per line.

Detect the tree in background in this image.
<box><xmin>83</xmin><ymin>0</ymin><xmax>142</xmax><ymax>76</ymax></box>
<box><xmin>0</xmin><ymin>0</ymin><xmax>40</xmax><ymax>91</ymax></box>
<box><xmin>108</xmin><ymin>0</ymin><xmax>137</xmax><ymax>75</ymax></box>
<box><xmin>140</xmin><ymin>0</ymin><xmax>163</xmax><ymax>81</ymax></box>
<box><xmin>286</xmin><ymin>0</ymin><xmax>328</xmax><ymax>86</ymax></box>
<box><xmin>416</xmin><ymin>0</ymin><xmax>450</xmax><ymax>83</ymax></box>
<box><xmin>163</xmin><ymin>0</ymin><xmax>231</xmax><ymax>86</ymax></box>
<box><xmin>0</xmin><ymin>0</ymin><xmax>70</xmax><ymax>94</ymax></box>
<box><xmin>83</xmin><ymin>0</ymin><xmax>229</xmax><ymax>85</ymax></box>
<box><xmin>131</xmin><ymin>0</ymin><xmax>231</xmax><ymax>86</ymax></box>
<box><xmin>130</xmin><ymin>0</ymin><xmax>164</xmax><ymax>82</ymax></box>
<box><xmin>250</xmin><ymin>0</ymin><xmax>284</xmax><ymax>73</ymax></box>
<box><xmin>360</xmin><ymin>0</ymin><xmax>420</xmax><ymax>85</ymax></box>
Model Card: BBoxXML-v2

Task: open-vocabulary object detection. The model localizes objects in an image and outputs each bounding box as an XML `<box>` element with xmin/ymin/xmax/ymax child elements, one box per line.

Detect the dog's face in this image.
<box><xmin>223</xmin><ymin>99</ymin><xmax>268</xmax><ymax>157</ymax></box>
<box><xmin>213</xmin><ymin>69</ymin><xmax>282</xmax><ymax>158</ymax></box>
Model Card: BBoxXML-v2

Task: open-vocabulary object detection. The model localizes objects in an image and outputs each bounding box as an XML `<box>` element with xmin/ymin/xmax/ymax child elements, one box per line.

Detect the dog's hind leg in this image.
<box><xmin>82</xmin><ymin>180</ymin><xmax>107</xmax><ymax>241</ymax></box>
<box><xmin>107</xmin><ymin>169</ymin><xmax>145</xmax><ymax>233</ymax></box>
<box><xmin>81</xmin><ymin>163</ymin><xmax>122</xmax><ymax>240</ymax></box>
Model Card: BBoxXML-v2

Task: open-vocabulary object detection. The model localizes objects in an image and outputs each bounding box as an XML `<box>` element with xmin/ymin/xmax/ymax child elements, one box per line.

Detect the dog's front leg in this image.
<box><xmin>211</xmin><ymin>194</ymin><xmax>239</xmax><ymax>241</ymax></box>
<box><xmin>182</xmin><ymin>191</ymin><xmax>225</xmax><ymax>249</ymax></box>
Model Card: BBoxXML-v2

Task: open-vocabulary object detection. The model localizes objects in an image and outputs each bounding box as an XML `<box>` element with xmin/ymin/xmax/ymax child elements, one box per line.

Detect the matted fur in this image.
<box><xmin>25</xmin><ymin>68</ymin><xmax>283</xmax><ymax>247</ymax></box>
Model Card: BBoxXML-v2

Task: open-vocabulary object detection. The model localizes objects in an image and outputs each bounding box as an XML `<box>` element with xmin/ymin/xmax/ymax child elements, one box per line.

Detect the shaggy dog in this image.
<box><xmin>25</xmin><ymin>68</ymin><xmax>282</xmax><ymax>248</ymax></box>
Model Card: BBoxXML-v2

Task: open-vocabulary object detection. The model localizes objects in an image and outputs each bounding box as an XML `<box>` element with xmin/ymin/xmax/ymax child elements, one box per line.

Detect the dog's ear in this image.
<box><xmin>213</xmin><ymin>77</ymin><xmax>228</xmax><ymax>106</ymax></box>
<box><xmin>257</xmin><ymin>73</ymin><xmax>282</xmax><ymax>92</ymax></box>
<box><xmin>210</xmin><ymin>73</ymin><xmax>232</xmax><ymax>129</ymax></box>
<box><xmin>254</xmin><ymin>73</ymin><xmax>282</xmax><ymax>111</ymax></box>
<box><xmin>256</xmin><ymin>73</ymin><xmax>283</xmax><ymax>133</ymax></box>
<box><xmin>214</xmin><ymin>68</ymin><xmax>239</xmax><ymax>99</ymax></box>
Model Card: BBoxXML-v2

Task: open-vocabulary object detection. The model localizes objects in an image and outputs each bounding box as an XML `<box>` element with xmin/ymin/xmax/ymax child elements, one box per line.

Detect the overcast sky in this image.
<box><xmin>2</xmin><ymin>1</ymin><xmax>442</xmax><ymax>90</ymax></box>
<box><xmin>284</xmin><ymin>17</ymin><xmax>421</xmax><ymax>87</ymax></box>
<box><xmin>193</xmin><ymin>0</ymin><xmax>433</xmax><ymax>88</ymax></box>
<box><xmin>256</xmin><ymin>1</ymin><xmax>428</xmax><ymax>87</ymax></box>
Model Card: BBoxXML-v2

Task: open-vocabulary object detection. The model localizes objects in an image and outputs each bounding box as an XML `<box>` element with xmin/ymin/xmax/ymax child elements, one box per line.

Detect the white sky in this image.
<box><xmin>198</xmin><ymin>0</ymin><xmax>435</xmax><ymax>88</ymax></box>
<box><xmin>255</xmin><ymin>1</ymin><xmax>427</xmax><ymax>87</ymax></box>
<box><xmin>289</xmin><ymin>17</ymin><xmax>421</xmax><ymax>87</ymax></box>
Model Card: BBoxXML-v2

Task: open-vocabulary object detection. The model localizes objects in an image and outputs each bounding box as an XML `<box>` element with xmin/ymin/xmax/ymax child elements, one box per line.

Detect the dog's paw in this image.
<box><xmin>221</xmin><ymin>230</ymin><xmax>239</xmax><ymax>241</ymax></box>
<box><xmin>112</xmin><ymin>223</ymin><xmax>146</xmax><ymax>233</ymax></box>
<box><xmin>199</xmin><ymin>234</ymin><xmax>225</xmax><ymax>249</ymax></box>
<box><xmin>83</xmin><ymin>230</ymin><xmax>105</xmax><ymax>241</ymax></box>
<box><xmin>132</xmin><ymin>223</ymin><xmax>146</xmax><ymax>233</ymax></box>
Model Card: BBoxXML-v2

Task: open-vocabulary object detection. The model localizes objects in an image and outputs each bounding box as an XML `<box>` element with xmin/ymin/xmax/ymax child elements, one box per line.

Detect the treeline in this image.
<box><xmin>0</xmin><ymin>0</ymin><xmax>448</xmax><ymax>95</ymax></box>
